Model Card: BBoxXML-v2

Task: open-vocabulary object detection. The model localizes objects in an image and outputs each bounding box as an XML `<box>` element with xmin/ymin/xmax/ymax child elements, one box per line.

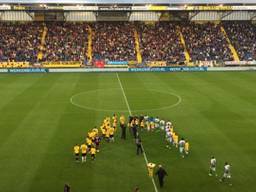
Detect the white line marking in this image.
<box><xmin>70</xmin><ymin>88</ymin><xmax>182</xmax><ymax>113</ymax></box>
<box><xmin>116</xmin><ymin>73</ymin><xmax>159</xmax><ymax>192</ymax></box>
<box><xmin>116</xmin><ymin>74</ymin><xmax>132</xmax><ymax>114</ymax></box>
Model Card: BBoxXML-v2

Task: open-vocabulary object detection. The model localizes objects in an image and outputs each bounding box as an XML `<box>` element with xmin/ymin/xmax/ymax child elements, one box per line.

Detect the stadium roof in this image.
<box><xmin>0</xmin><ymin>0</ymin><xmax>255</xmax><ymax>4</ymax></box>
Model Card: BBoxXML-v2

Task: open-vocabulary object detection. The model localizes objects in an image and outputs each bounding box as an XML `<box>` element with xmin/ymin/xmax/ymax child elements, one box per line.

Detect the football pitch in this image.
<box><xmin>0</xmin><ymin>72</ymin><xmax>256</xmax><ymax>192</ymax></box>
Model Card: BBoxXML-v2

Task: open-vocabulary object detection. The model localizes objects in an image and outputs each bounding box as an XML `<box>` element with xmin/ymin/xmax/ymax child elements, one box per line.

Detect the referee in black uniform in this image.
<box><xmin>135</xmin><ymin>136</ymin><xmax>143</xmax><ymax>155</ymax></box>
<box><xmin>155</xmin><ymin>165</ymin><xmax>168</xmax><ymax>188</ymax></box>
<box><xmin>120</xmin><ymin>122</ymin><xmax>126</xmax><ymax>139</ymax></box>
<box><xmin>64</xmin><ymin>183</ymin><xmax>70</xmax><ymax>192</ymax></box>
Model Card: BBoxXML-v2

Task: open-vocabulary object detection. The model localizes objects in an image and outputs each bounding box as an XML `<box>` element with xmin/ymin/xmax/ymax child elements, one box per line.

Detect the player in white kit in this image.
<box><xmin>154</xmin><ymin>117</ymin><xmax>160</xmax><ymax>129</ymax></box>
<box><xmin>220</xmin><ymin>162</ymin><xmax>232</xmax><ymax>186</ymax></box>
<box><xmin>178</xmin><ymin>138</ymin><xmax>186</xmax><ymax>158</ymax></box>
<box><xmin>165</xmin><ymin>130</ymin><xmax>173</xmax><ymax>149</ymax></box>
<box><xmin>159</xmin><ymin>119</ymin><xmax>165</xmax><ymax>130</ymax></box>
<box><xmin>209</xmin><ymin>156</ymin><xmax>217</xmax><ymax>176</ymax></box>
<box><xmin>166</xmin><ymin>121</ymin><xmax>172</xmax><ymax>127</ymax></box>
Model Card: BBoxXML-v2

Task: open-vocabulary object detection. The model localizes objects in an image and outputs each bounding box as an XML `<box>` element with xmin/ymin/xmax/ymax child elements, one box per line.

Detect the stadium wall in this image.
<box><xmin>65</xmin><ymin>12</ymin><xmax>96</xmax><ymax>21</ymax></box>
<box><xmin>129</xmin><ymin>12</ymin><xmax>160</xmax><ymax>21</ymax></box>
<box><xmin>1</xmin><ymin>10</ymin><xmax>256</xmax><ymax>21</ymax></box>
<box><xmin>0</xmin><ymin>11</ymin><xmax>33</xmax><ymax>21</ymax></box>
<box><xmin>189</xmin><ymin>11</ymin><xmax>256</xmax><ymax>21</ymax></box>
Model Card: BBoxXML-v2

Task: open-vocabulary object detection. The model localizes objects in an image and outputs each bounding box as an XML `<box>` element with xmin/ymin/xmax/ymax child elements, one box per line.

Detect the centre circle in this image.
<box><xmin>70</xmin><ymin>88</ymin><xmax>181</xmax><ymax>112</ymax></box>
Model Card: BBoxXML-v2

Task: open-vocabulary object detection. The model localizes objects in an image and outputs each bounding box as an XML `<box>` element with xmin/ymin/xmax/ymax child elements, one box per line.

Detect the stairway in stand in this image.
<box><xmin>220</xmin><ymin>26</ymin><xmax>240</xmax><ymax>62</ymax></box>
<box><xmin>87</xmin><ymin>25</ymin><xmax>93</xmax><ymax>64</ymax></box>
<box><xmin>134</xmin><ymin>29</ymin><xmax>142</xmax><ymax>64</ymax></box>
<box><xmin>37</xmin><ymin>24</ymin><xmax>48</xmax><ymax>61</ymax></box>
<box><xmin>177</xmin><ymin>26</ymin><xmax>192</xmax><ymax>66</ymax></box>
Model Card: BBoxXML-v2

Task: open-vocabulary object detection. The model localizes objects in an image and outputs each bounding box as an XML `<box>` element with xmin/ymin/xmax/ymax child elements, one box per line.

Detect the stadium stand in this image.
<box><xmin>43</xmin><ymin>22</ymin><xmax>88</xmax><ymax>63</ymax></box>
<box><xmin>137</xmin><ymin>22</ymin><xmax>185</xmax><ymax>65</ymax></box>
<box><xmin>92</xmin><ymin>22</ymin><xmax>136</xmax><ymax>62</ymax></box>
<box><xmin>223</xmin><ymin>21</ymin><xmax>256</xmax><ymax>61</ymax></box>
<box><xmin>0</xmin><ymin>22</ymin><xmax>42</xmax><ymax>64</ymax></box>
<box><xmin>0</xmin><ymin>21</ymin><xmax>255</xmax><ymax>68</ymax></box>
<box><xmin>181</xmin><ymin>22</ymin><xmax>233</xmax><ymax>62</ymax></box>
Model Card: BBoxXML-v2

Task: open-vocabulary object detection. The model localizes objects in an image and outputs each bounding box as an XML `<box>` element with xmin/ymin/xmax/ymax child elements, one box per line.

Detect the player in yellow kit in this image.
<box><xmin>92</xmin><ymin>127</ymin><xmax>98</xmax><ymax>139</ymax></box>
<box><xmin>120</xmin><ymin>114</ymin><xmax>125</xmax><ymax>125</ymax></box>
<box><xmin>113</xmin><ymin>119</ymin><xmax>117</xmax><ymax>129</ymax></box>
<box><xmin>101</xmin><ymin>125</ymin><xmax>106</xmax><ymax>138</ymax></box>
<box><xmin>86</xmin><ymin>137</ymin><xmax>92</xmax><ymax>149</ymax></box>
<box><xmin>73</xmin><ymin>144</ymin><xmax>80</xmax><ymax>162</ymax></box>
<box><xmin>185</xmin><ymin>141</ymin><xmax>190</xmax><ymax>155</ymax></box>
<box><xmin>147</xmin><ymin>163</ymin><xmax>156</xmax><ymax>177</ymax></box>
<box><xmin>103</xmin><ymin>117</ymin><xmax>109</xmax><ymax>128</ymax></box>
<box><xmin>140</xmin><ymin>119</ymin><xmax>145</xmax><ymax>130</ymax></box>
<box><xmin>112</xmin><ymin>114</ymin><xmax>118</xmax><ymax>129</ymax></box>
<box><xmin>88</xmin><ymin>131</ymin><xmax>95</xmax><ymax>140</ymax></box>
<box><xmin>105</xmin><ymin>117</ymin><xmax>111</xmax><ymax>125</ymax></box>
<box><xmin>109</xmin><ymin>127</ymin><xmax>115</xmax><ymax>142</ymax></box>
<box><xmin>90</xmin><ymin>146</ymin><xmax>96</xmax><ymax>160</ymax></box>
<box><xmin>93</xmin><ymin>127</ymin><xmax>98</xmax><ymax>134</ymax></box>
<box><xmin>175</xmin><ymin>134</ymin><xmax>179</xmax><ymax>148</ymax></box>
<box><xmin>105</xmin><ymin>127</ymin><xmax>110</xmax><ymax>142</ymax></box>
<box><xmin>80</xmin><ymin>143</ymin><xmax>88</xmax><ymax>163</ymax></box>
<box><xmin>173</xmin><ymin>133</ymin><xmax>178</xmax><ymax>148</ymax></box>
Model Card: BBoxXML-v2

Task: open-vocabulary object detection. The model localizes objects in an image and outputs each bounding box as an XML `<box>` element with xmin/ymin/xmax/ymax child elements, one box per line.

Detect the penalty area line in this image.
<box><xmin>116</xmin><ymin>73</ymin><xmax>158</xmax><ymax>192</ymax></box>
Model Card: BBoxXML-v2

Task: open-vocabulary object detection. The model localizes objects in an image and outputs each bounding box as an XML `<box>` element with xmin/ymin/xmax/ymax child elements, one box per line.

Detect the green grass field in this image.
<box><xmin>0</xmin><ymin>72</ymin><xmax>256</xmax><ymax>192</ymax></box>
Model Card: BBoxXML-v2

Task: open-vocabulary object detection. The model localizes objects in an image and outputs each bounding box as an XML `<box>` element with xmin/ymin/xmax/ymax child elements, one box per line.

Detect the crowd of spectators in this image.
<box><xmin>1</xmin><ymin>21</ymin><xmax>256</xmax><ymax>65</ymax></box>
<box><xmin>43</xmin><ymin>22</ymin><xmax>88</xmax><ymax>62</ymax></box>
<box><xmin>0</xmin><ymin>22</ymin><xmax>42</xmax><ymax>62</ymax></box>
<box><xmin>138</xmin><ymin>22</ymin><xmax>185</xmax><ymax>64</ymax></box>
<box><xmin>223</xmin><ymin>21</ymin><xmax>256</xmax><ymax>61</ymax></box>
<box><xmin>92</xmin><ymin>22</ymin><xmax>136</xmax><ymax>61</ymax></box>
<box><xmin>181</xmin><ymin>22</ymin><xmax>233</xmax><ymax>62</ymax></box>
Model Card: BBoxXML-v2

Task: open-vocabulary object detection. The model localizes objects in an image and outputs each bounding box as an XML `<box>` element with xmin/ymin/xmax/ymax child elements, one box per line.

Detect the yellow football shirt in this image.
<box><xmin>81</xmin><ymin>144</ymin><xmax>87</xmax><ymax>154</ymax></box>
<box><xmin>86</xmin><ymin>138</ymin><xmax>92</xmax><ymax>145</ymax></box>
<box><xmin>90</xmin><ymin>147</ymin><xmax>96</xmax><ymax>155</ymax></box>
<box><xmin>185</xmin><ymin>142</ymin><xmax>189</xmax><ymax>151</ymax></box>
<box><xmin>120</xmin><ymin>115</ymin><xmax>125</xmax><ymax>124</ymax></box>
<box><xmin>109</xmin><ymin>127</ymin><xmax>115</xmax><ymax>135</ymax></box>
<box><xmin>74</xmin><ymin>145</ymin><xmax>80</xmax><ymax>154</ymax></box>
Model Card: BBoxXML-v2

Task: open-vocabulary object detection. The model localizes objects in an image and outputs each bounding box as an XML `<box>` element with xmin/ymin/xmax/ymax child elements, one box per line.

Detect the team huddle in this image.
<box><xmin>73</xmin><ymin>115</ymin><xmax>118</xmax><ymax>162</ymax></box>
